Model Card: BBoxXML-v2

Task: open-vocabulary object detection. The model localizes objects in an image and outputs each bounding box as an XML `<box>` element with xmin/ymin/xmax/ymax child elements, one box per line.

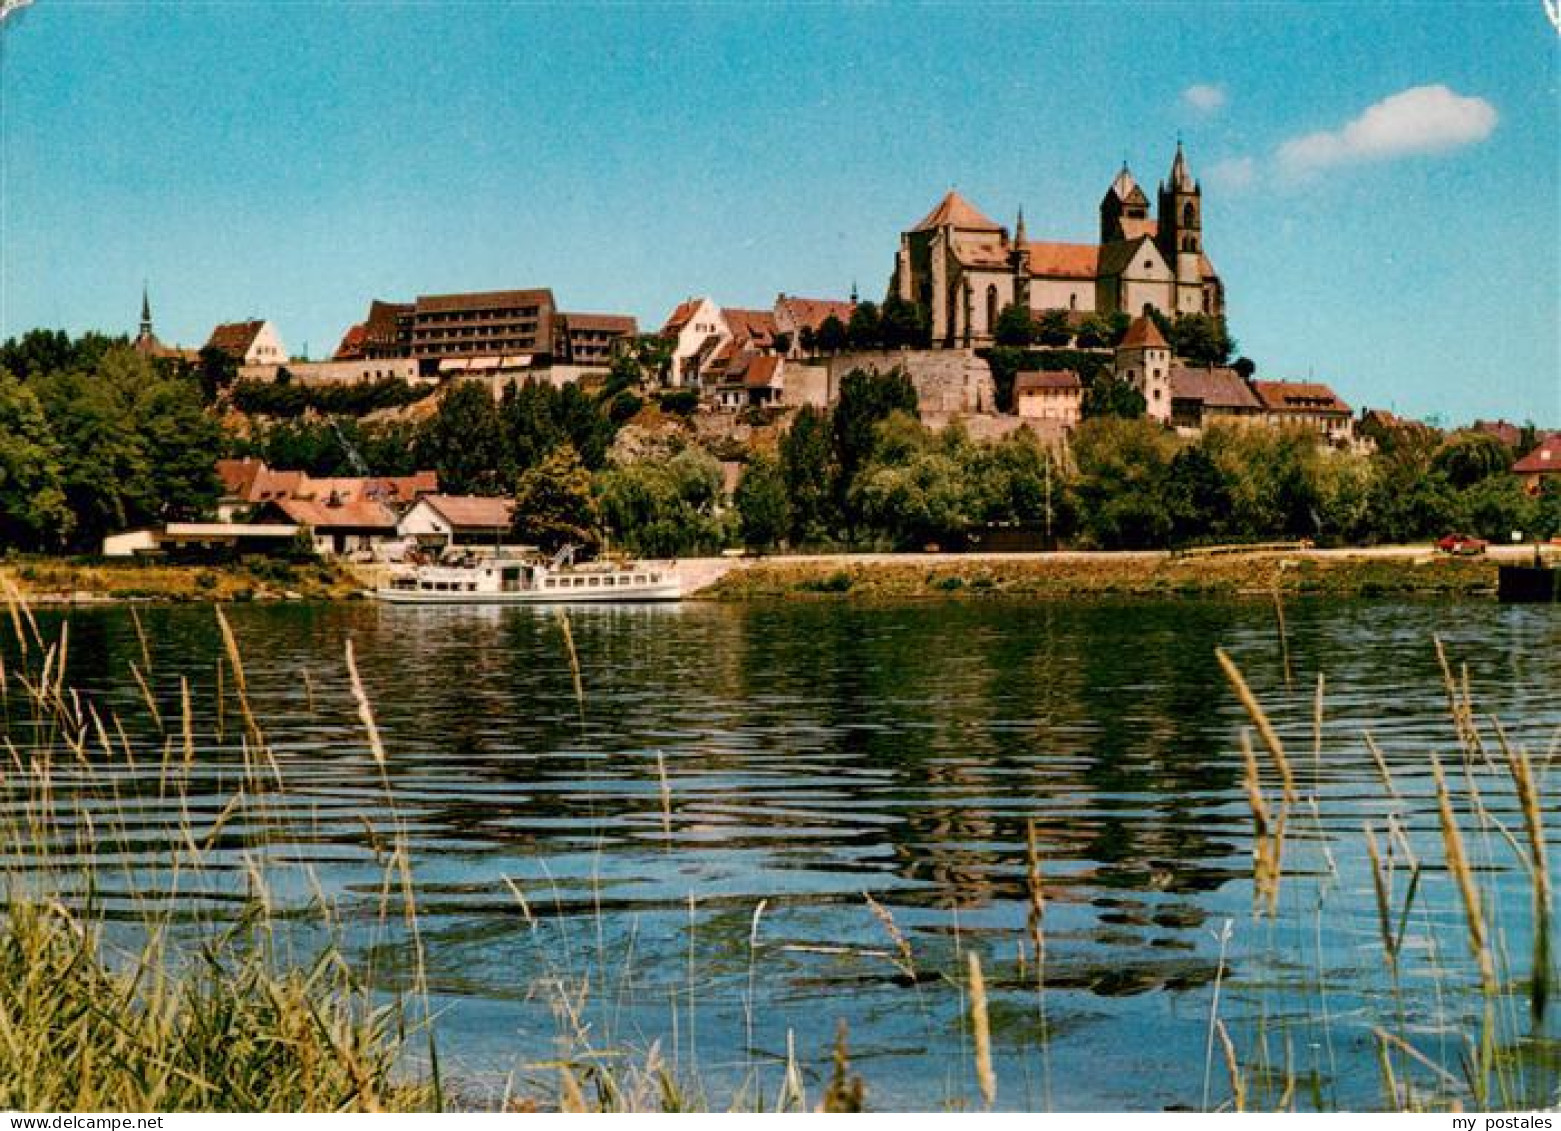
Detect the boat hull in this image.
<box><xmin>374</xmin><ymin>582</ymin><xmax>682</xmax><ymax>605</ymax></box>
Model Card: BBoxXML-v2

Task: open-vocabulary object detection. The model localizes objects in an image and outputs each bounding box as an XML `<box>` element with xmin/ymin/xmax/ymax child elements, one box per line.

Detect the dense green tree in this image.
<box><xmin>798</xmin><ymin>325</ymin><xmax>818</xmax><ymax>356</ymax></box>
<box><xmin>879</xmin><ymin>295</ymin><xmax>930</xmax><ymax>349</ymax></box>
<box><xmin>1069</xmin><ymin>417</ymin><xmax>1177</xmax><ymax>548</ymax></box>
<box><xmin>993</xmin><ymin>303</ymin><xmax>1035</xmax><ymax>348</ymax></box>
<box><xmin>1082</xmin><ymin>371</ymin><xmax>1146</xmax><ymax>420</ymax></box>
<box><xmin>196</xmin><ymin>345</ymin><xmax>239</xmax><ymax>403</ymax></box>
<box><xmin>816</xmin><ymin>315</ymin><xmax>848</xmax><ymax>355</ymax></box>
<box><xmin>1073</xmin><ymin>313</ymin><xmax>1118</xmax><ymax>350</ymax></box>
<box><xmin>1034</xmin><ymin>309</ymin><xmax>1073</xmax><ymax>348</ymax></box>
<box><xmin>0</xmin><ymin>369</ymin><xmax>72</xmax><ymax>549</ymax></box>
<box><xmin>734</xmin><ymin>453</ymin><xmax>790</xmax><ymax>550</ymax></box>
<box><xmin>415</xmin><ymin>382</ymin><xmax>508</xmax><ymax>494</ymax></box>
<box><xmin>31</xmin><ymin>348</ymin><xmax>221</xmax><ymax>548</ymax></box>
<box><xmin>596</xmin><ymin>447</ymin><xmax>730</xmax><ymax>557</ymax></box>
<box><xmin>511</xmin><ymin>444</ymin><xmax>599</xmax><ymax>553</ymax></box>
<box><xmin>1456</xmin><ymin>475</ymin><xmax>1536</xmax><ymax>543</ymax></box>
<box><xmin>1432</xmin><ymin>432</ymin><xmax>1513</xmax><ymax>488</ymax></box>
<box><xmin>1164</xmin><ymin>444</ymin><xmax>1232</xmax><ymax>543</ymax></box>
<box><xmin>832</xmin><ymin>368</ymin><xmax>919</xmax><ymax>530</ymax></box>
<box><xmin>849</xmin><ymin>416</ymin><xmax>971</xmax><ymax>548</ymax></box>
<box><xmin>780</xmin><ymin>405</ymin><xmax>835</xmax><ymax>544</ymax></box>
<box><xmin>847</xmin><ymin>302</ymin><xmax>882</xmax><ymax>351</ymax></box>
<box><xmin>1168</xmin><ymin>313</ymin><xmax>1234</xmax><ymax>367</ymax></box>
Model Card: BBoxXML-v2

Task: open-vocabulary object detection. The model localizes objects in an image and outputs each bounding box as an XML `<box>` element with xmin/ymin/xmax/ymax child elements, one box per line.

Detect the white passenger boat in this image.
<box><xmin>375</xmin><ymin>548</ymin><xmax>681</xmax><ymax>604</ymax></box>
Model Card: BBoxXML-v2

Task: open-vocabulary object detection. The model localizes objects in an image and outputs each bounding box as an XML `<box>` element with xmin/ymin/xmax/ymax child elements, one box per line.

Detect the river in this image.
<box><xmin>3</xmin><ymin>598</ymin><xmax>1557</xmax><ymax>1110</ymax></box>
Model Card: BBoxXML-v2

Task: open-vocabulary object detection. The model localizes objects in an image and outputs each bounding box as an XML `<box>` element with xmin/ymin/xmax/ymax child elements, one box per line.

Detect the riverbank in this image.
<box><xmin>4</xmin><ymin>545</ymin><xmax>1546</xmax><ymax>605</ymax></box>
<box><xmin>0</xmin><ymin>557</ymin><xmax>360</xmax><ymax>603</ymax></box>
<box><xmin>695</xmin><ymin>547</ymin><xmax>1517</xmax><ymax>600</ymax></box>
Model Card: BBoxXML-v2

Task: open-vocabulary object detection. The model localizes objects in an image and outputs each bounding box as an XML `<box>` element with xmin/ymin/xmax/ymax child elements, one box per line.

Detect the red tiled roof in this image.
<box><xmin>1513</xmin><ymin>434</ymin><xmax>1561</xmax><ymax>474</ymax></box>
<box><xmin>205</xmin><ymin>320</ymin><xmax>266</xmax><ymax>358</ymax></box>
<box><xmin>216</xmin><ymin>458</ymin><xmax>265</xmax><ymax>498</ymax></box>
<box><xmin>724</xmin><ymin>307</ymin><xmax>777</xmax><ymax>346</ymax></box>
<box><xmin>1015</xmin><ymin>370</ymin><xmax>1082</xmax><ymax>393</ymax></box>
<box><xmin>420</xmin><ymin>494</ymin><xmax>517</xmax><ymax>530</ymax></box>
<box><xmin>775</xmin><ymin>295</ymin><xmax>856</xmax><ymax>332</ymax></box>
<box><xmin>1252</xmin><ymin>380</ymin><xmax>1352</xmax><ymax>415</ymax></box>
<box><xmin>745</xmin><ymin>355</ymin><xmax>783</xmax><ymax>390</ymax></box>
<box><xmin>911</xmin><ymin>191</ymin><xmax>1004</xmax><ymax>233</ymax></box>
<box><xmin>363</xmin><ymin>300</ymin><xmax>412</xmax><ymax>344</ymax></box>
<box><xmin>1472</xmin><ymin>420</ymin><xmax>1522</xmax><ymax>448</ymax></box>
<box><xmin>563</xmin><ymin>312</ymin><xmax>638</xmax><ymax>335</ymax></box>
<box><xmin>302</xmin><ymin>473</ymin><xmax>438</xmax><ymax>506</ymax></box>
<box><xmin>415</xmin><ymin>288</ymin><xmax>555</xmax><ymax>314</ymax></box>
<box><xmin>661</xmin><ymin>298</ymin><xmax>703</xmax><ymax>334</ymax></box>
<box><xmin>1119</xmin><ymin>315</ymin><xmax>1169</xmax><ymax>350</ymax></box>
<box><xmin>1024</xmin><ymin>241</ymin><xmax>1099</xmax><ymax>279</ymax></box>
<box><xmin>266</xmin><ymin>496</ymin><xmax>400</xmax><ymax>531</ymax></box>
<box><xmin>333</xmin><ymin>323</ymin><xmax>368</xmax><ymax>360</ymax></box>
<box><xmin>1170</xmin><ymin>367</ymin><xmax>1264</xmax><ymax>411</ymax></box>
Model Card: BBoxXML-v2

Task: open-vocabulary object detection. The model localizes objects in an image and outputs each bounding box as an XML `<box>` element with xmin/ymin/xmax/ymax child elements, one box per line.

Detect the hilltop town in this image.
<box><xmin>2</xmin><ymin>145</ymin><xmax>1557</xmax><ymax>566</ymax></box>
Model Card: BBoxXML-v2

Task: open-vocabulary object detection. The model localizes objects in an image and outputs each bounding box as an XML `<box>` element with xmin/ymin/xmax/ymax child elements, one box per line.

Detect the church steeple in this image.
<box><xmin>1014</xmin><ymin>206</ymin><xmax>1026</xmax><ymax>247</ymax></box>
<box><xmin>1157</xmin><ymin>142</ymin><xmax>1202</xmax><ymax>261</ymax></box>
<box><xmin>1100</xmin><ymin>162</ymin><xmax>1150</xmax><ymax>243</ymax></box>
<box><xmin>139</xmin><ymin>284</ymin><xmax>153</xmax><ymax>338</ymax></box>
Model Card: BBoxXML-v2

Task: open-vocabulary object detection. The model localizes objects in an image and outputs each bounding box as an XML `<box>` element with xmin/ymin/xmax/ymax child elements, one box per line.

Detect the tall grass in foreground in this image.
<box><xmin>0</xmin><ymin>582</ymin><xmax>1554</xmax><ymax>1111</ymax></box>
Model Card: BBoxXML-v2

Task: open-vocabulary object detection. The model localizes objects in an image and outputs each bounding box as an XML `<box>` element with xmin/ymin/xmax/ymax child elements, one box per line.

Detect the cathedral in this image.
<box><xmin>891</xmin><ymin>144</ymin><xmax>1225</xmax><ymax>348</ymax></box>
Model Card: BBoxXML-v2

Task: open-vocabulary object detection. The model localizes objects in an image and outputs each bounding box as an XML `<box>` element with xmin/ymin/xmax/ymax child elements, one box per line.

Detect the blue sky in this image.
<box><xmin>2</xmin><ymin>1</ymin><xmax>1557</xmax><ymax>424</ymax></box>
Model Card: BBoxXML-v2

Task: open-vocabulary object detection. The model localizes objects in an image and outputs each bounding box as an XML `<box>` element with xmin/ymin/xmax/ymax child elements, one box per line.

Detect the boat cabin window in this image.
<box><xmin>634</xmin><ymin>575</ymin><xmax>645</xmax><ymax>585</ymax></box>
<box><xmin>588</xmin><ymin>577</ymin><xmax>600</xmax><ymax>587</ymax></box>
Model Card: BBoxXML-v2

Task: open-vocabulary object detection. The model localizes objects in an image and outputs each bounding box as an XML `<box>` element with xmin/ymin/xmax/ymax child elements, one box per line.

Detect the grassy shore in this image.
<box><xmin>0</xmin><ymin>557</ymin><xmax>362</xmax><ymax>603</ymax></box>
<box><xmin>1</xmin><ymin>548</ymin><xmax>1507</xmax><ymax>605</ymax></box>
<box><xmin>701</xmin><ymin>550</ymin><xmax>1501</xmax><ymax>601</ymax></box>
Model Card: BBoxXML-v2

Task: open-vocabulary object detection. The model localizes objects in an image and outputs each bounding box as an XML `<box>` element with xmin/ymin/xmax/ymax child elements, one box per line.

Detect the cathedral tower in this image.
<box><xmin>1156</xmin><ymin>142</ymin><xmax>1208</xmax><ymax>313</ymax></box>
<box><xmin>1100</xmin><ymin>164</ymin><xmax>1151</xmax><ymax>244</ymax></box>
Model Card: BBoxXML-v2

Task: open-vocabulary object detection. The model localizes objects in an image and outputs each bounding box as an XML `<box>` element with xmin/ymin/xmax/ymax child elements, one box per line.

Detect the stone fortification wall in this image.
<box><xmin>823</xmin><ymin>349</ymin><xmax>996</xmax><ymax>415</ymax></box>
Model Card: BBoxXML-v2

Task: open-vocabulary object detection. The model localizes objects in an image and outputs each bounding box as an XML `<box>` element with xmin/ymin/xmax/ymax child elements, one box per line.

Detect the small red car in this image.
<box><xmin>1436</xmin><ymin>533</ymin><xmax>1488</xmax><ymax>555</ymax></box>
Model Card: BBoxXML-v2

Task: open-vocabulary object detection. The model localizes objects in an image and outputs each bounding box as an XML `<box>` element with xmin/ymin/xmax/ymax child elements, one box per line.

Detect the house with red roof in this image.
<box><xmin>773</xmin><ymin>294</ymin><xmax>856</xmax><ymax>357</ymax></box>
<box><xmin>397</xmin><ymin>495</ymin><xmax>518</xmax><ymax>550</ymax></box>
<box><xmin>204</xmin><ymin>319</ymin><xmax>288</xmax><ymax>366</ymax></box>
<box><xmin>1014</xmin><ymin>370</ymin><xmax>1082</xmax><ymax>427</ymax></box>
<box><xmin>1513</xmin><ymin>434</ymin><xmax>1561</xmax><ymax>494</ymax></box>
<box><xmin>1252</xmin><ymin>380</ymin><xmax>1354</xmax><ymax>444</ymax></box>
<box><xmin>891</xmin><ymin>144</ymin><xmax>1224</xmax><ymax>349</ymax></box>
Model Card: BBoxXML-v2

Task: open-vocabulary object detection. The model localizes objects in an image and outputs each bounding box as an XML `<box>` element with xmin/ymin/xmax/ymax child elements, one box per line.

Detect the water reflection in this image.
<box><xmin>1</xmin><ymin>597</ymin><xmax>1556</xmax><ymax>1110</ymax></box>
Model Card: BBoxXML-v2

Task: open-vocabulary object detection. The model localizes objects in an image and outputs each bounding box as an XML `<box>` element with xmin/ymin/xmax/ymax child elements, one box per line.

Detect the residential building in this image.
<box><xmin>215</xmin><ymin>458</ymin><xmax>437</xmax><ymax>535</ymax></box>
<box><xmin>774</xmin><ymin>294</ymin><xmax>856</xmax><ymax>356</ymax></box>
<box><xmin>890</xmin><ymin>143</ymin><xmax>1224</xmax><ymax>348</ymax></box>
<box><xmin>660</xmin><ymin>298</ymin><xmax>776</xmax><ymax>389</ymax></box>
<box><xmin>398</xmin><ymin>495</ymin><xmax>518</xmax><ymax>550</ymax></box>
<box><xmin>1252</xmin><ymin>380</ymin><xmax>1354</xmax><ymax>444</ymax></box>
<box><xmin>1513</xmin><ymin>434</ymin><xmax>1561</xmax><ymax>494</ymax></box>
<box><xmin>205</xmin><ymin>319</ymin><xmax>288</xmax><ymax>366</ymax></box>
<box><xmin>342</xmin><ymin>288</ymin><xmax>636</xmax><ymax>377</ymax></box>
<box><xmin>1167</xmin><ymin>366</ymin><xmax>1265</xmax><ymax>431</ymax></box>
<box><xmin>1014</xmin><ymin>370</ymin><xmax>1082</xmax><ymax>428</ymax></box>
<box><xmin>557</xmin><ymin>313</ymin><xmax>638</xmax><ymax>366</ymax></box>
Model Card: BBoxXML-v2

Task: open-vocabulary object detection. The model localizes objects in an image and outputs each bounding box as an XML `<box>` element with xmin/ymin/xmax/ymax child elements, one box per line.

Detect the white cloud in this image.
<box><xmin>1207</xmin><ymin>156</ymin><xmax>1257</xmax><ymax>191</ymax></box>
<box><xmin>1182</xmin><ymin>83</ymin><xmax>1227</xmax><ymax>113</ymax></box>
<box><xmin>1277</xmin><ymin>85</ymin><xmax>1497</xmax><ymax>177</ymax></box>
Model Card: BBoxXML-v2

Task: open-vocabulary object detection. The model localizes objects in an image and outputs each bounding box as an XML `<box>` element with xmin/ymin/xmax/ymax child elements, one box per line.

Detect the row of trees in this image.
<box><xmin>726</xmin><ymin>403</ymin><xmax>1557</xmax><ymax>553</ymax></box>
<box><xmin>1</xmin><ymin>347</ymin><xmax>222</xmax><ymax>551</ymax></box>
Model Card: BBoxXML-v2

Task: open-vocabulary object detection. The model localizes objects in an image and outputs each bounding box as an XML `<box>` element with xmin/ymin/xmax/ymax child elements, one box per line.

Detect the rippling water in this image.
<box><xmin>3</xmin><ymin>598</ymin><xmax>1557</xmax><ymax>1110</ymax></box>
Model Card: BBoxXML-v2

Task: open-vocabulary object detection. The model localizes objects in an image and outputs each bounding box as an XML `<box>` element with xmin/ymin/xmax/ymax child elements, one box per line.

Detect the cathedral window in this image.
<box><xmin>1182</xmin><ymin>203</ymin><xmax>1196</xmax><ymax>228</ymax></box>
<box><xmin>985</xmin><ymin>285</ymin><xmax>998</xmax><ymax>333</ymax></box>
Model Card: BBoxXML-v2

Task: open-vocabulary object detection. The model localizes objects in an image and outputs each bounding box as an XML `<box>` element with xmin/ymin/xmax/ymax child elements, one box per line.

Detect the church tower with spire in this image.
<box><xmin>1100</xmin><ymin>163</ymin><xmax>1151</xmax><ymax>244</ymax></box>
<box><xmin>1156</xmin><ymin>142</ymin><xmax>1213</xmax><ymax>314</ymax></box>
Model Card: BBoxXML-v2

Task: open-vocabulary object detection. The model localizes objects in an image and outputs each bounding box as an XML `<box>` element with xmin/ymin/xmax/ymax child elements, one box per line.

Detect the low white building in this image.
<box><xmin>206</xmin><ymin>319</ymin><xmax>289</xmax><ymax>366</ymax></box>
<box><xmin>398</xmin><ymin>495</ymin><xmax>518</xmax><ymax>550</ymax></box>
